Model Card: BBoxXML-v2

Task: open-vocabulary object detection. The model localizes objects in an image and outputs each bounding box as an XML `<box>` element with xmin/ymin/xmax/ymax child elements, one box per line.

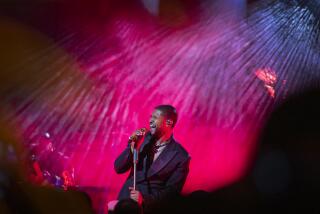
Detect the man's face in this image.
<box><xmin>149</xmin><ymin>109</ymin><xmax>168</xmax><ymax>137</ymax></box>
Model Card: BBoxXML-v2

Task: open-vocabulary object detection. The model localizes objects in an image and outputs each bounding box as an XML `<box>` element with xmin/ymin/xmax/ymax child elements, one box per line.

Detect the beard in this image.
<box><xmin>151</xmin><ymin>127</ymin><xmax>165</xmax><ymax>139</ymax></box>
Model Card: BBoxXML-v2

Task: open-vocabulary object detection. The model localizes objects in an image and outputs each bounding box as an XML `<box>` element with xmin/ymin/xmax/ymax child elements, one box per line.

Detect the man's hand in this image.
<box><xmin>129</xmin><ymin>128</ymin><xmax>147</xmax><ymax>151</ymax></box>
<box><xmin>129</xmin><ymin>187</ymin><xmax>143</xmax><ymax>205</ymax></box>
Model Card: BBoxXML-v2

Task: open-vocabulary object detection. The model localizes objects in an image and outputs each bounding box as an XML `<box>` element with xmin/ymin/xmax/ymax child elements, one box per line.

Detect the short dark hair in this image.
<box><xmin>155</xmin><ymin>105</ymin><xmax>178</xmax><ymax>127</ymax></box>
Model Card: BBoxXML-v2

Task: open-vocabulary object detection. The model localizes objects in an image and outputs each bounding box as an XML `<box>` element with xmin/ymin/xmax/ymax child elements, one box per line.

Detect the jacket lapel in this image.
<box><xmin>135</xmin><ymin>133</ymin><xmax>154</xmax><ymax>183</ymax></box>
<box><xmin>147</xmin><ymin>138</ymin><xmax>177</xmax><ymax>178</ymax></box>
<box><xmin>139</xmin><ymin>133</ymin><xmax>153</xmax><ymax>153</ymax></box>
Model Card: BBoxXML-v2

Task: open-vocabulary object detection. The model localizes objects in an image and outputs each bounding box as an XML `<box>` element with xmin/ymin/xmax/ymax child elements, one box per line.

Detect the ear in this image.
<box><xmin>166</xmin><ymin>119</ymin><xmax>173</xmax><ymax>127</ymax></box>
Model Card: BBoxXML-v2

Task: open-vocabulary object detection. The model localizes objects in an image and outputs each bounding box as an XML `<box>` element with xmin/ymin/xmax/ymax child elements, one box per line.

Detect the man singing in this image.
<box><xmin>111</xmin><ymin>105</ymin><xmax>190</xmax><ymax>212</ymax></box>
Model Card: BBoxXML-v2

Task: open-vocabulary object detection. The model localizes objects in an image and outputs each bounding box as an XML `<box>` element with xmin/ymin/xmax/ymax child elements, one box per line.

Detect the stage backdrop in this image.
<box><xmin>0</xmin><ymin>0</ymin><xmax>319</xmax><ymax>212</ymax></box>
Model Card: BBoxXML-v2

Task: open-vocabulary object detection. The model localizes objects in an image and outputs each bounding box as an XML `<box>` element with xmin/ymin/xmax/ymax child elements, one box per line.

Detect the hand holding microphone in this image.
<box><xmin>128</xmin><ymin>128</ymin><xmax>147</xmax><ymax>151</ymax></box>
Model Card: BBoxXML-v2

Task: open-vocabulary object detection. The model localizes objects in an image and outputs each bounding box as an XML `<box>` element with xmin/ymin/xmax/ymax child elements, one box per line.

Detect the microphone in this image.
<box><xmin>128</xmin><ymin>128</ymin><xmax>147</xmax><ymax>146</ymax></box>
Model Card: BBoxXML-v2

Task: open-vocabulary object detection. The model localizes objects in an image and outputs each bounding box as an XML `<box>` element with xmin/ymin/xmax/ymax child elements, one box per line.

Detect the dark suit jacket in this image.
<box><xmin>114</xmin><ymin>133</ymin><xmax>190</xmax><ymax>210</ymax></box>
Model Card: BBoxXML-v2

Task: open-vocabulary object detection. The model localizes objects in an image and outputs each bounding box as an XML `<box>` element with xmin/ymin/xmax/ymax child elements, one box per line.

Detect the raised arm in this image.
<box><xmin>114</xmin><ymin>145</ymin><xmax>133</xmax><ymax>174</ymax></box>
<box><xmin>114</xmin><ymin>129</ymin><xmax>148</xmax><ymax>174</ymax></box>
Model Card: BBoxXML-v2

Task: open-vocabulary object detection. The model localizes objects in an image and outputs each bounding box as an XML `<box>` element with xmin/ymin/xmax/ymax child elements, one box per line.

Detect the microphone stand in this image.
<box><xmin>130</xmin><ymin>128</ymin><xmax>146</xmax><ymax>191</ymax></box>
<box><xmin>133</xmin><ymin>145</ymin><xmax>138</xmax><ymax>191</ymax></box>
